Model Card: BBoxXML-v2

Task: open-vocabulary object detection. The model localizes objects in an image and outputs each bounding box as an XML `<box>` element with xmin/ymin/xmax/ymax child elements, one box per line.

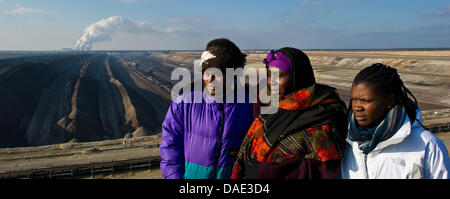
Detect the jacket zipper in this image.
<box><xmin>214</xmin><ymin>103</ymin><xmax>225</xmax><ymax>178</ymax></box>
<box><xmin>363</xmin><ymin>154</ymin><xmax>369</xmax><ymax>179</ymax></box>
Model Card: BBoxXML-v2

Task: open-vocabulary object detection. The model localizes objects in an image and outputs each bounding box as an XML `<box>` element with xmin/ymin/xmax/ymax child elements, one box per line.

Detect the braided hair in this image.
<box><xmin>352</xmin><ymin>63</ymin><xmax>419</xmax><ymax>122</ymax></box>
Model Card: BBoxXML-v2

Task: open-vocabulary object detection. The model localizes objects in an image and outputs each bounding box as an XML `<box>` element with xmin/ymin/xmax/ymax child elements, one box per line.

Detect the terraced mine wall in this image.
<box><xmin>308</xmin><ymin>52</ymin><xmax>450</xmax><ymax>109</ymax></box>
<box><xmin>0</xmin><ymin>53</ymin><xmax>171</xmax><ymax>148</ymax></box>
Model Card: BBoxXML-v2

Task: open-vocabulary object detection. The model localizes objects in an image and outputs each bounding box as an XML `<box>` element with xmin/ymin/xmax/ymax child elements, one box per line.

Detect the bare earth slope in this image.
<box><xmin>0</xmin><ymin>53</ymin><xmax>171</xmax><ymax>148</ymax></box>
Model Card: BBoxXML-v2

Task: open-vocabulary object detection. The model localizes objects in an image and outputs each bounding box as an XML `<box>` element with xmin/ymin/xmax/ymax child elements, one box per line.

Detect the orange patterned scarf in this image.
<box><xmin>231</xmin><ymin>83</ymin><xmax>347</xmax><ymax>178</ymax></box>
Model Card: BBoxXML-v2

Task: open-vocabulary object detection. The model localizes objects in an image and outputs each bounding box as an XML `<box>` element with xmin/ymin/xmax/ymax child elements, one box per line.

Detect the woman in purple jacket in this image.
<box><xmin>160</xmin><ymin>38</ymin><xmax>254</xmax><ymax>179</ymax></box>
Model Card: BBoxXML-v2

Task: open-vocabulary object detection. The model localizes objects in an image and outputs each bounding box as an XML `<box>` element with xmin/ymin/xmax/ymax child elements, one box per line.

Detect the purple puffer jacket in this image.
<box><xmin>160</xmin><ymin>90</ymin><xmax>254</xmax><ymax>179</ymax></box>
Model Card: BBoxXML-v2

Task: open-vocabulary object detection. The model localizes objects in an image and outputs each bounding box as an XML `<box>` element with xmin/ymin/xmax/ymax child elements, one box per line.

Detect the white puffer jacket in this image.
<box><xmin>341</xmin><ymin>110</ymin><xmax>450</xmax><ymax>179</ymax></box>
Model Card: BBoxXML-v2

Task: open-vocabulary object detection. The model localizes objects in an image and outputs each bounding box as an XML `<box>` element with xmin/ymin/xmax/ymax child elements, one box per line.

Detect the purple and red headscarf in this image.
<box><xmin>263</xmin><ymin>50</ymin><xmax>292</xmax><ymax>74</ymax></box>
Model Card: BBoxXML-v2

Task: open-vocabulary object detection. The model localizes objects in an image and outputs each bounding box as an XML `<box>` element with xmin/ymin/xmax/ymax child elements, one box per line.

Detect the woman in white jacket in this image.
<box><xmin>341</xmin><ymin>63</ymin><xmax>450</xmax><ymax>179</ymax></box>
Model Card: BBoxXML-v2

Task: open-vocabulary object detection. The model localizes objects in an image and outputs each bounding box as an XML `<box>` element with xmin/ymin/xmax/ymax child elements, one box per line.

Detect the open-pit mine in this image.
<box><xmin>0</xmin><ymin>50</ymin><xmax>449</xmax><ymax>178</ymax></box>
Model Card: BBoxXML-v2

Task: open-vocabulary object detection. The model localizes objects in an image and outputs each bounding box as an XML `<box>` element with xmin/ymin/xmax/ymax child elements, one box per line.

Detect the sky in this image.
<box><xmin>0</xmin><ymin>0</ymin><xmax>449</xmax><ymax>50</ymax></box>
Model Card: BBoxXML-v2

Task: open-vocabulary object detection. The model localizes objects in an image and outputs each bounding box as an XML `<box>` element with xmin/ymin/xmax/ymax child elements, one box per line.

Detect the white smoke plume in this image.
<box><xmin>75</xmin><ymin>16</ymin><xmax>175</xmax><ymax>51</ymax></box>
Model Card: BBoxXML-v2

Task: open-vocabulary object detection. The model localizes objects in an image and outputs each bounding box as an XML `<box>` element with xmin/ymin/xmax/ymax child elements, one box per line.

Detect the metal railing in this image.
<box><xmin>0</xmin><ymin>156</ymin><xmax>161</xmax><ymax>179</ymax></box>
<box><xmin>424</xmin><ymin>123</ymin><xmax>450</xmax><ymax>133</ymax></box>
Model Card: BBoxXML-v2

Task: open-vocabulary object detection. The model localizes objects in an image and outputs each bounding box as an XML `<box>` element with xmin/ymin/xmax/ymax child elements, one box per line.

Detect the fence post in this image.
<box><xmin>111</xmin><ymin>165</ymin><xmax>114</xmax><ymax>177</ymax></box>
<box><xmin>148</xmin><ymin>160</ymin><xmax>152</xmax><ymax>172</ymax></box>
<box><xmin>129</xmin><ymin>162</ymin><xmax>133</xmax><ymax>175</ymax></box>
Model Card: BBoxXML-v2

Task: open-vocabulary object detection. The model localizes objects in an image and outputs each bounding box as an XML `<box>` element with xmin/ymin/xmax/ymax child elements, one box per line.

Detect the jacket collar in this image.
<box><xmin>346</xmin><ymin>108</ymin><xmax>423</xmax><ymax>154</ymax></box>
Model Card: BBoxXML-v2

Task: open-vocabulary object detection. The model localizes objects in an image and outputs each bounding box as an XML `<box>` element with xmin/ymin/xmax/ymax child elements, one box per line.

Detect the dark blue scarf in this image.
<box><xmin>348</xmin><ymin>104</ymin><xmax>407</xmax><ymax>154</ymax></box>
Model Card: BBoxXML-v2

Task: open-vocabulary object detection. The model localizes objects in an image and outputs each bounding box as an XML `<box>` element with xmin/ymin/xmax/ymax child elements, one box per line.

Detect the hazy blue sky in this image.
<box><xmin>0</xmin><ymin>0</ymin><xmax>449</xmax><ymax>50</ymax></box>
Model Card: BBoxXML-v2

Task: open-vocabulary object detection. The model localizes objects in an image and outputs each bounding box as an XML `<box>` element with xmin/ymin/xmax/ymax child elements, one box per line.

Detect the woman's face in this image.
<box><xmin>268</xmin><ymin>66</ymin><xmax>292</xmax><ymax>97</ymax></box>
<box><xmin>351</xmin><ymin>83</ymin><xmax>395</xmax><ymax>127</ymax></box>
<box><xmin>203</xmin><ymin>69</ymin><xmax>224</xmax><ymax>96</ymax></box>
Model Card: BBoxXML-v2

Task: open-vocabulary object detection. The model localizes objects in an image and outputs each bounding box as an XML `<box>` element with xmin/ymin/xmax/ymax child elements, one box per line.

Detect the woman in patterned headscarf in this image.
<box><xmin>231</xmin><ymin>47</ymin><xmax>348</xmax><ymax>179</ymax></box>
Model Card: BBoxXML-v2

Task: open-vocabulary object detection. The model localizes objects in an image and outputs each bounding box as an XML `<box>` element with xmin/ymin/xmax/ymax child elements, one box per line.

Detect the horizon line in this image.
<box><xmin>2</xmin><ymin>47</ymin><xmax>450</xmax><ymax>53</ymax></box>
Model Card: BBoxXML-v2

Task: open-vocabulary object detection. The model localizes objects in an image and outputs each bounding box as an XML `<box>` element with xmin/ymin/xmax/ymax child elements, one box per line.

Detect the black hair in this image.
<box><xmin>198</xmin><ymin>38</ymin><xmax>247</xmax><ymax>92</ymax></box>
<box><xmin>205</xmin><ymin>38</ymin><xmax>246</xmax><ymax>68</ymax></box>
<box><xmin>352</xmin><ymin>63</ymin><xmax>419</xmax><ymax>122</ymax></box>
